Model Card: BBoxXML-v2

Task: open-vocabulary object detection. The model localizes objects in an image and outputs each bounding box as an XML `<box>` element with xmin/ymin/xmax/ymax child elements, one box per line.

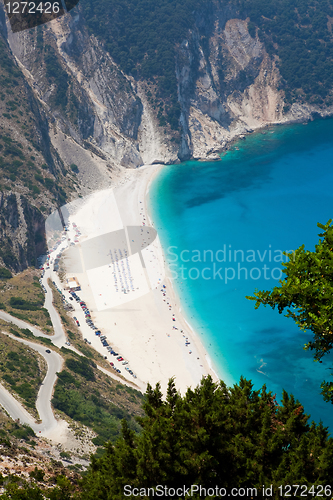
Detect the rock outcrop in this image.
<box><xmin>1</xmin><ymin>3</ymin><xmax>333</xmax><ymax>270</ymax></box>
<box><xmin>6</xmin><ymin>8</ymin><xmax>333</xmax><ymax>169</ymax></box>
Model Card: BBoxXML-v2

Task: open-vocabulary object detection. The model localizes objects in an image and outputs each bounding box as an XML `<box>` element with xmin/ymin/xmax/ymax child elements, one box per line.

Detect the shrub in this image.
<box><xmin>0</xmin><ymin>267</ymin><xmax>12</xmax><ymax>279</ymax></box>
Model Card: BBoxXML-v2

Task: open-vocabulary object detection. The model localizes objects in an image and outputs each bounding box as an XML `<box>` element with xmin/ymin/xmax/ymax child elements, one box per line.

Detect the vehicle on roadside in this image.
<box><xmin>76</xmin><ymin>321</ymin><xmax>80</xmax><ymax>326</ymax></box>
<box><xmin>45</xmin><ymin>349</ymin><xmax>51</xmax><ymax>353</ymax></box>
<box><xmin>116</xmin><ymin>369</ymin><xmax>121</xmax><ymax>373</ymax></box>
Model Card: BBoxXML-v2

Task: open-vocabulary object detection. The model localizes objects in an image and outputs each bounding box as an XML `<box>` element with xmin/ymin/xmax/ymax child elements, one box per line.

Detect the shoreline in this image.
<box><xmin>144</xmin><ymin>166</ymin><xmax>223</xmax><ymax>385</ymax></box>
<box><xmin>57</xmin><ymin>164</ymin><xmax>219</xmax><ymax>395</ymax></box>
<box><xmin>158</xmin><ymin>113</ymin><xmax>333</xmax><ymax>164</ymax></box>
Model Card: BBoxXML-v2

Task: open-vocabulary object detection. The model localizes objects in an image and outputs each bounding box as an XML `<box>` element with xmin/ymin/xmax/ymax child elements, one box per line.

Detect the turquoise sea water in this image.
<box><xmin>149</xmin><ymin>118</ymin><xmax>333</xmax><ymax>429</ymax></box>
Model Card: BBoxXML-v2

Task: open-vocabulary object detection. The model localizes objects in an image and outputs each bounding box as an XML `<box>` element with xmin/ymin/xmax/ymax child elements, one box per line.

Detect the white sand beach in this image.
<box><xmin>50</xmin><ymin>165</ymin><xmax>220</xmax><ymax>395</ymax></box>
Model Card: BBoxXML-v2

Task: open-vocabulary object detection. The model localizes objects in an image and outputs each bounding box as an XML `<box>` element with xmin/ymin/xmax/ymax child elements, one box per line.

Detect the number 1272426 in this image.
<box><xmin>5</xmin><ymin>1</ymin><xmax>60</xmax><ymax>14</ymax></box>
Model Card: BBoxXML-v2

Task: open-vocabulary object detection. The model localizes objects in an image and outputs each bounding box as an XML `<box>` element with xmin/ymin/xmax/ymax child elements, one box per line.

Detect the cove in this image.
<box><xmin>149</xmin><ymin>117</ymin><xmax>333</xmax><ymax>429</ymax></box>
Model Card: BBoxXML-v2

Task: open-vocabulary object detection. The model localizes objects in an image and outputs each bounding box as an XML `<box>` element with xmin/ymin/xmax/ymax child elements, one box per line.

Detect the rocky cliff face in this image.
<box><xmin>0</xmin><ymin>6</ymin><xmax>82</xmax><ymax>271</ymax></box>
<box><xmin>5</xmin><ymin>6</ymin><xmax>333</xmax><ymax>170</ymax></box>
<box><xmin>176</xmin><ymin>13</ymin><xmax>333</xmax><ymax>160</ymax></box>
<box><xmin>1</xmin><ymin>3</ymin><xmax>333</xmax><ymax>270</ymax></box>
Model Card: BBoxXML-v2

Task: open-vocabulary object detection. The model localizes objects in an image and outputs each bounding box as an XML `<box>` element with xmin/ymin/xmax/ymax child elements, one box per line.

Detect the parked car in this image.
<box><xmin>76</xmin><ymin>321</ymin><xmax>80</xmax><ymax>327</ymax></box>
<box><xmin>45</xmin><ymin>349</ymin><xmax>51</xmax><ymax>354</ymax></box>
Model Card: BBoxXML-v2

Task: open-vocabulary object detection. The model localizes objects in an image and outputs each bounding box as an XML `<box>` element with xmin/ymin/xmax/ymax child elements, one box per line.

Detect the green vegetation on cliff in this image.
<box><xmin>52</xmin><ymin>354</ymin><xmax>143</xmax><ymax>448</ymax></box>
<box><xmin>0</xmin><ymin>269</ymin><xmax>53</xmax><ymax>332</ymax></box>
<box><xmin>239</xmin><ymin>0</ymin><xmax>333</xmax><ymax>107</ymax></box>
<box><xmin>0</xmin><ymin>333</ymin><xmax>46</xmax><ymax>417</ymax></box>
<box><xmin>81</xmin><ymin>0</ymin><xmax>200</xmax><ymax>129</ymax></box>
<box><xmin>82</xmin><ymin>0</ymin><xmax>333</xmax><ymax>131</ymax></box>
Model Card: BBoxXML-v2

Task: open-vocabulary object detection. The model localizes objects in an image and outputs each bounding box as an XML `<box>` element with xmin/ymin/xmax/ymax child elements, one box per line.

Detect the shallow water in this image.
<box><xmin>149</xmin><ymin>118</ymin><xmax>333</xmax><ymax>429</ymax></box>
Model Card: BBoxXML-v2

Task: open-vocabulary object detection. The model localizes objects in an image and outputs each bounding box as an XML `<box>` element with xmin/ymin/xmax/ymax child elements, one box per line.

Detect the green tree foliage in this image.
<box><xmin>237</xmin><ymin>0</ymin><xmax>333</xmax><ymax>105</ymax></box>
<box><xmin>81</xmin><ymin>0</ymin><xmax>333</xmax><ymax>131</ymax></box>
<box><xmin>79</xmin><ymin>376</ymin><xmax>333</xmax><ymax>499</ymax></box>
<box><xmin>52</xmin><ymin>364</ymin><xmax>142</xmax><ymax>446</ymax></box>
<box><xmin>65</xmin><ymin>357</ymin><xmax>96</xmax><ymax>381</ymax></box>
<box><xmin>70</xmin><ymin>163</ymin><xmax>79</xmax><ymax>173</ymax></box>
<box><xmin>44</xmin><ymin>45</ymin><xmax>69</xmax><ymax>111</ymax></box>
<box><xmin>9</xmin><ymin>296</ymin><xmax>43</xmax><ymax>311</ymax></box>
<box><xmin>81</xmin><ymin>0</ymin><xmax>201</xmax><ymax>129</ymax></box>
<box><xmin>247</xmin><ymin>220</ymin><xmax>333</xmax><ymax>403</ymax></box>
<box><xmin>0</xmin><ymin>267</ymin><xmax>12</xmax><ymax>279</ymax></box>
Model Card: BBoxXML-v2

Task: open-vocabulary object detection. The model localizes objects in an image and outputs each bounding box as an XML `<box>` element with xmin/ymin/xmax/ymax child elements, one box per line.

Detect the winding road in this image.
<box><xmin>0</xmin><ymin>334</ymin><xmax>63</xmax><ymax>437</ymax></box>
<box><xmin>0</xmin><ymin>264</ymin><xmax>141</xmax><ymax>442</ymax></box>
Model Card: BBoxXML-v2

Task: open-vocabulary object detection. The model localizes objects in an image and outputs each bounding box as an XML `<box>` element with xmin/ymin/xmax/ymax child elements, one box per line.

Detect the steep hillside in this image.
<box><xmin>6</xmin><ymin>0</ymin><xmax>333</xmax><ymax>169</ymax></box>
<box><xmin>0</xmin><ymin>0</ymin><xmax>333</xmax><ymax>270</ymax></box>
<box><xmin>0</xmin><ymin>7</ymin><xmax>81</xmax><ymax>271</ymax></box>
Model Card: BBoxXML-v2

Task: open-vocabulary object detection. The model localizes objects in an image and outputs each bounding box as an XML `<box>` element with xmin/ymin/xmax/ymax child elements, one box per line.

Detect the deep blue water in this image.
<box><xmin>149</xmin><ymin>118</ymin><xmax>333</xmax><ymax>430</ymax></box>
